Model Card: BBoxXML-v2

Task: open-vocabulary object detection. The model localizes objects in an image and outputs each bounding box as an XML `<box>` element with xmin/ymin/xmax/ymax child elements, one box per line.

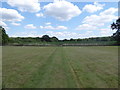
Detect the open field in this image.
<box><xmin>0</xmin><ymin>46</ymin><xmax>2</xmax><ymax>89</ymax></box>
<box><xmin>2</xmin><ymin>46</ymin><xmax>118</xmax><ymax>88</ymax></box>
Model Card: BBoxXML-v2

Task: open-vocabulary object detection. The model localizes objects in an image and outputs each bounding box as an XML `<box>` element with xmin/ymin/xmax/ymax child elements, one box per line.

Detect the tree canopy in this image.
<box><xmin>41</xmin><ymin>35</ymin><xmax>51</xmax><ymax>42</ymax></box>
<box><xmin>111</xmin><ymin>18</ymin><xmax>120</xmax><ymax>43</ymax></box>
<box><xmin>0</xmin><ymin>26</ymin><xmax>9</xmax><ymax>45</ymax></box>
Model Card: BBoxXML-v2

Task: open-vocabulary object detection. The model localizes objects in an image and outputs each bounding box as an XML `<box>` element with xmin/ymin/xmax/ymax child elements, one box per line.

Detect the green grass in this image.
<box><xmin>0</xmin><ymin>46</ymin><xmax>2</xmax><ymax>89</ymax></box>
<box><xmin>2</xmin><ymin>46</ymin><xmax>118</xmax><ymax>88</ymax></box>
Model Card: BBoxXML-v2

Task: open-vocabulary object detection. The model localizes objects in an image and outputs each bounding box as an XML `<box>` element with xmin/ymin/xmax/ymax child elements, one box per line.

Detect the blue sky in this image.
<box><xmin>0</xmin><ymin>0</ymin><xmax>118</xmax><ymax>39</ymax></box>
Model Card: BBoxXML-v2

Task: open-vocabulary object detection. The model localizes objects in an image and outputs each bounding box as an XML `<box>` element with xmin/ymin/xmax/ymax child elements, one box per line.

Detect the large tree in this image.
<box><xmin>51</xmin><ymin>36</ymin><xmax>59</xmax><ymax>42</ymax></box>
<box><xmin>0</xmin><ymin>26</ymin><xmax>9</xmax><ymax>45</ymax></box>
<box><xmin>111</xmin><ymin>18</ymin><xmax>120</xmax><ymax>44</ymax></box>
<box><xmin>41</xmin><ymin>35</ymin><xmax>51</xmax><ymax>42</ymax></box>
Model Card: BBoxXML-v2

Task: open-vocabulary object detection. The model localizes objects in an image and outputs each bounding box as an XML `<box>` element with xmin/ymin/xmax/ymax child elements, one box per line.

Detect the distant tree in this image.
<box><xmin>77</xmin><ymin>38</ymin><xmax>82</xmax><ymax>41</ymax></box>
<box><xmin>0</xmin><ymin>26</ymin><xmax>9</xmax><ymax>45</ymax></box>
<box><xmin>63</xmin><ymin>39</ymin><xmax>68</xmax><ymax>42</ymax></box>
<box><xmin>41</xmin><ymin>35</ymin><xmax>51</xmax><ymax>42</ymax></box>
<box><xmin>70</xmin><ymin>38</ymin><xmax>74</xmax><ymax>41</ymax></box>
<box><xmin>51</xmin><ymin>36</ymin><xmax>59</xmax><ymax>42</ymax></box>
<box><xmin>0</xmin><ymin>26</ymin><xmax>2</xmax><ymax>45</ymax></box>
<box><xmin>111</xmin><ymin>18</ymin><xmax>120</xmax><ymax>44</ymax></box>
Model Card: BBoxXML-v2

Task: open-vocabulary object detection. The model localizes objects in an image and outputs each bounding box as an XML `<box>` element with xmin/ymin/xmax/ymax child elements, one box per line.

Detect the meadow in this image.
<box><xmin>2</xmin><ymin>46</ymin><xmax>118</xmax><ymax>88</ymax></box>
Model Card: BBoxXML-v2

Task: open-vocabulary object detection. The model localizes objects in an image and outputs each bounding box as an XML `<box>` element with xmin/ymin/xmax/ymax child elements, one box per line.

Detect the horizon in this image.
<box><xmin>0</xmin><ymin>0</ymin><xmax>118</xmax><ymax>40</ymax></box>
<box><xmin>7</xmin><ymin>34</ymin><xmax>112</xmax><ymax>40</ymax></box>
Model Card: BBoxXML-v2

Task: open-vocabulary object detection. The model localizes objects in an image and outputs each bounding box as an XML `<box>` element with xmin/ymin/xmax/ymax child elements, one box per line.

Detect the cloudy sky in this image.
<box><xmin>0</xmin><ymin>0</ymin><xmax>118</xmax><ymax>39</ymax></box>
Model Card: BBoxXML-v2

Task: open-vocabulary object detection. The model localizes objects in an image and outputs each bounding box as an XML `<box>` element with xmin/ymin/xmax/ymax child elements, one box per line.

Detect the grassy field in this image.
<box><xmin>2</xmin><ymin>46</ymin><xmax>118</xmax><ymax>88</ymax></box>
<box><xmin>0</xmin><ymin>46</ymin><xmax>2</xmax><ymax>89</ymax></box>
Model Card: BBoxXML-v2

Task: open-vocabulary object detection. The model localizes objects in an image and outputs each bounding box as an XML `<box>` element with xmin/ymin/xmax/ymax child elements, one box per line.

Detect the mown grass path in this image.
<box><xmin>2</xmin><ymin>46</ymin><xmax>118</xmax><ymax>88</ymax></box>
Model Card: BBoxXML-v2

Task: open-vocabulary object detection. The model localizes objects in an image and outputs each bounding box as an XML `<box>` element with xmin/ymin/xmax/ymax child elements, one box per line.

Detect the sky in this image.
<box><xmin>0</xmin><ymin>0</ymin><xmax>118</xmax><ymax>40</ymax></box>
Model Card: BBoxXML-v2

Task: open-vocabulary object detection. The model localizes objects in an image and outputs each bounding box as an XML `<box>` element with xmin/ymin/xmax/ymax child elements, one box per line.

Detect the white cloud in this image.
<box><xmin>10</xmin><ymin>29</ymin><xmax>112</xmax><ymax>39</ymax></box>
<box><xmin>99</xmin><ymin>28</ymin><xmax>115</xmax><ymax>36</ymax></box>
<box><xmin>76</xmin><ymin>7</ymin><xmax>117</xmax><ymax>36</ymax></box>
<box><xmin>43</xmin><ymin>0</ymin><xmax>81</xmax><ymax>21</ymax></box>
<box><xmin>82</xmin><ymin>7</ymin><xmax>118</xmax><ymax>27</ymax></box>
<box><xmin>100</xmin><ymin>8</ymin><xmax>118</xmax><ymax>16</ymax></box>
<box><xmin>0</xmin><ymin>21</ymin><xmax>9</xmax><ymax>31</ymax></box>
<box><xmin>45</xmin><ymin>22</ymin><xmax>51</xmax><ymax>25</ymax></box>
<box><xmin>11</xmin><ymin>22</ymin><xmax>21</xmax><ymax>26</ymax></box>
<box><xmin>7</xmin><ymin>0</ymin><xmax>40</xmax><ymax>13</ymax></box>
<box><xmin>40</xmin><ymin>25</ymin><xmax>67</xmax><ymax>30</ymax></box>
<box><xmin>0</xmin><ymin>8</ymin><xmax>24</xmax><ymax>22</ymax></box>
<box><xmin>11</xmin><ymin>31</ymin><xmax>40</xmax><ymax>37</ymax></box>
<box><xmin>45</xmin><ymin>31</ymin><xmax>95</xmax><ymax>39</ymax></box>
<box><xmin>76</xmin><ymin>24</ymin><xmax>97</xmax><ymax>30</ymax></box>
<box><xmin>40</xmin><ymin>26</ymin><xmax>44</xmax><ymax>29</ymax></box>
<box><xmin>36</xmin><ymin>13</ymin><xmax>44</xmax><ymax>17</ymax></box>
<box><xmin>83</xmin><ymin>15</ymin><xmax>104</xmax><ymax>26</ymax></box>
<box><xmin>3</xmin><ymin>27</ymin><xmax>10</xmax><ymax>31</ymax></box>
<box><xmin>45</xmin><ymin>31</ymin><xmax>80</xmax><ymax>39</ymax></box>
<box><xmin>56</xmin><ymin>26</ymin><xmax>68</xmax><ymax>30</ymax></box>
<box><xmin>41</xmin><ymin>25</ymin><xmax>54</xmax><ymax>30</ymax></box>
<box><xmin>83</xmin><ymin>2</ymin><xmax>105</xmax><ymax>13</ymax></box>
<box><xmin>24</xmin><ymin>24</ymin><xmax>36</xmax><ymax>29</ymax></box>
<box><xmin>100</xmin><ymin>28</ymin><xmax>111</xmax><ymax>34</ymax></box>
<box><xmin>0</xmin><ymin>21</ymin><xmax>7</xmax><ymax>27</ymax></box>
